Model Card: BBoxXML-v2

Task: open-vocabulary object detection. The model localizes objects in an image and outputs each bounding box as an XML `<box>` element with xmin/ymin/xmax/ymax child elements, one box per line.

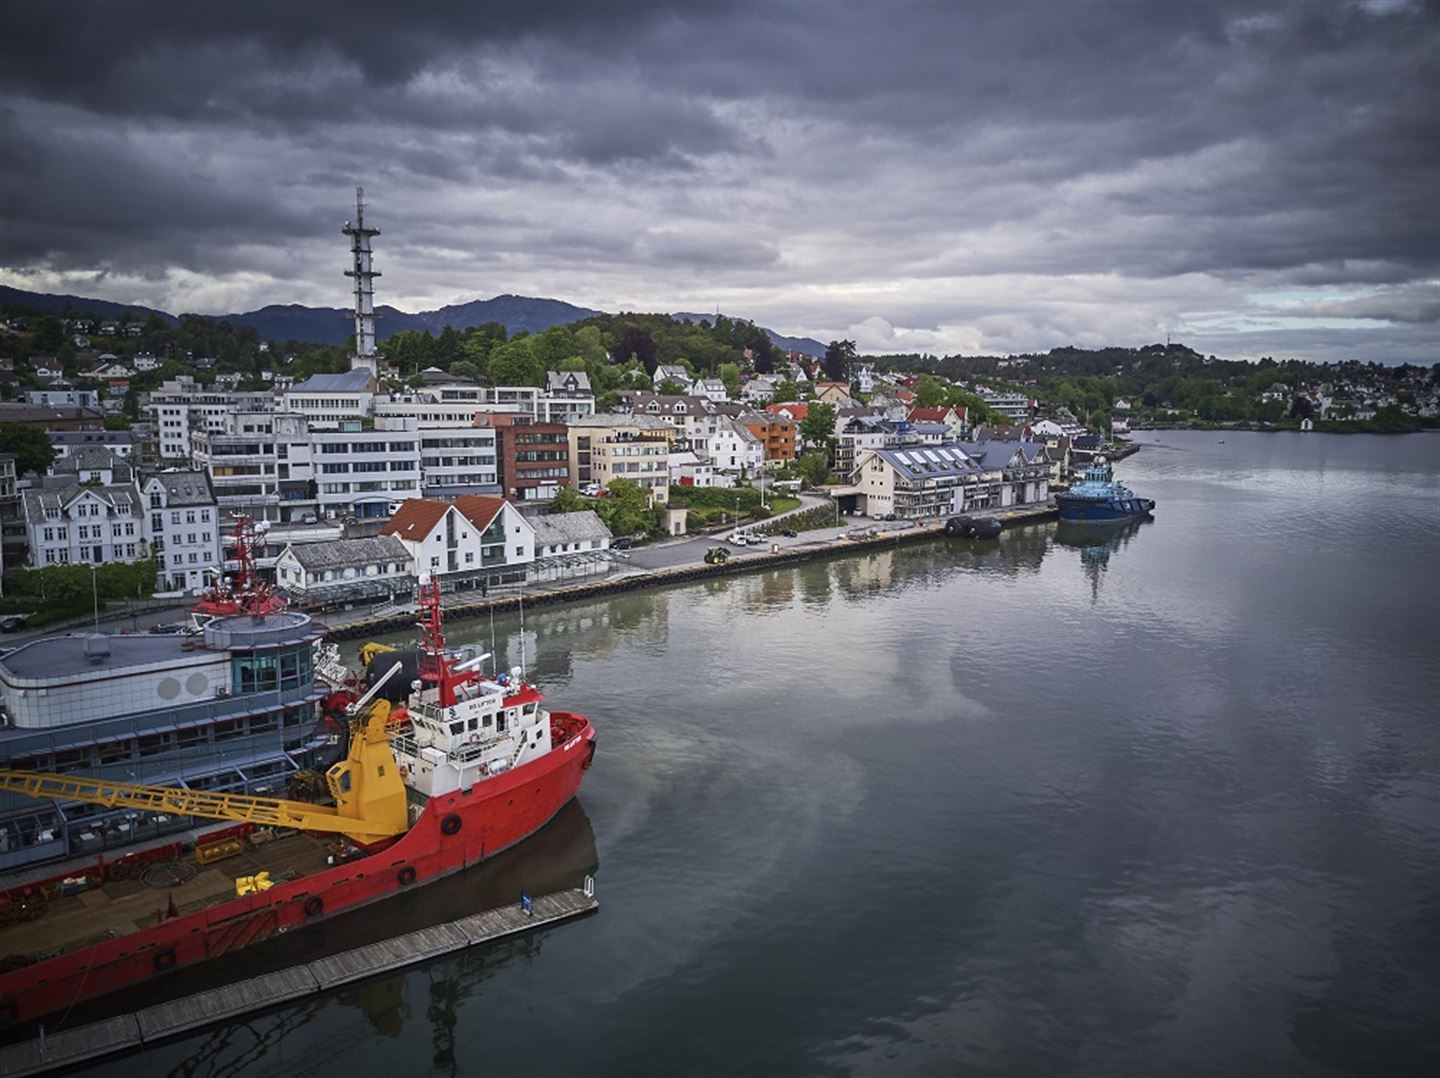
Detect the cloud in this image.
<box><xmin>0</xmin><ymin>0</ymin><xmax>1436</xmax><ymax>364</ymax></box>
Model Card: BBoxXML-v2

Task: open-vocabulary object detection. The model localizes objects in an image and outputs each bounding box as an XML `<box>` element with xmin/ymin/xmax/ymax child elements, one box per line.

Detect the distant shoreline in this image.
<box><xmin>1130</xmin><ymin>423</ymin><xmax>1436</xmax><ymax>436</ymax></box>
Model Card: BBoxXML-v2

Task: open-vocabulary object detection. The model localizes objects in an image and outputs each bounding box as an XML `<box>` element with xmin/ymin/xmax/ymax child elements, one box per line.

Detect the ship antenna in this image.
<box><xmin>488</xmin><ymin>600</ymin><xmax>497</xmax><ymax>675</ymax></box>
<box><xmin>518</xmin><ymin>591</ymin><xmax>527</xmax><ymax>682</ymax></box>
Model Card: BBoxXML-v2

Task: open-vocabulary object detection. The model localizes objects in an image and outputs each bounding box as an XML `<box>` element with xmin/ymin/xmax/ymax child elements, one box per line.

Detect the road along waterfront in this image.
<box><xmin>72</xmin><ymin>430</ymin><xmax>1440</xmax><ymax>1078</ymax></box>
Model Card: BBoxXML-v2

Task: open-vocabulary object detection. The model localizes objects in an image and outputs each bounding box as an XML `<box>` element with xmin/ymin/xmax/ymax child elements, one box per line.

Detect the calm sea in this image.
<box><xmin>82</xmin><ymin>430</ymin><xmax>1440</xmax><ymax>1077</ymax></box>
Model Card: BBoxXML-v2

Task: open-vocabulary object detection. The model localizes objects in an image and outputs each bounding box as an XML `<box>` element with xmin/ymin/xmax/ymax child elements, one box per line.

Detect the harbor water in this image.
<box><xmin>79</xmin><ymin>430</ymin><xmax>1439</xmax><ymax>1077</ymax></box>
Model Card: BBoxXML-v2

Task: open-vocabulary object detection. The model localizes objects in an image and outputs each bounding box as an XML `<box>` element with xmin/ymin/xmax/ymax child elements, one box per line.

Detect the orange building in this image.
<box><xmin>741</xmin><ymin>415</ymin><xmax>797</xmax><ymax>462</ymax></box>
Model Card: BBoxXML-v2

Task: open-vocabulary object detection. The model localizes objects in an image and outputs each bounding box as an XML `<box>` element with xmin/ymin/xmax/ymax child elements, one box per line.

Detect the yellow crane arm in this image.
<box><xmin>0</xmin><ymin>770</ymin><xmax>405</xmax><ymax>839</ymax></box>
<box><xmin>359</xmin><ymin>642</ymin><xmax>397</xmax><ymax>667</ymax></box>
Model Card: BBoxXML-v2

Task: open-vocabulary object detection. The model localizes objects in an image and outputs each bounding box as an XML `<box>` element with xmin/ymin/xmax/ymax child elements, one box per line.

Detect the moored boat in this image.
<box><xmin>0</xmin><ymin>578</ymin><xmax>595</xmax><ymax>1028</ymax></box>
<box><xmin>1054</xmin><ymin>457</ymin><xmax>1155</xmax><ymax>524</ymax></box>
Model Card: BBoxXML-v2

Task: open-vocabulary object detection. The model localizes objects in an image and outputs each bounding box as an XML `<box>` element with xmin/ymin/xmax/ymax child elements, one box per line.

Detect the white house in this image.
<box><xmin>23</xmin><ymin>482</ymin><xmax>145</xmax><ymax>567</ymax></box>
<box><xmin>382</xmin><ymin>495</ymin><xmax>535</xmax><ymax>590</ymax></box>
<box><xmin>692</xmin><ymin>378</ymin><xmax>729</xmax><ymax>403</ymax></box>
<box><xmin>697</xmin><ymin>418</ymin><xmax>764</xmax><ymax>480</ymax></box>
<box><xmin>141</xmin><ymin>469</ymin><xmax>221</xmax><ymax>594</ymax></box>
<box><xmin>274</xmin><ymin>535</ymin><xmax>414</xmax><ymax>604</ymax></box>
<box><xmin>653</xmin><ymin>365</ymin><xmax>694</xmax><ymax>392</ymax></box>
<box><xmin>529</xmin><ymin>510</ymin><xmax>612</xmax><ymax>582</ymax></box>
<box><xmin>668</xmin><ymin>450</ymin><xmax>715</xmax><ymax>487</ymax></box>
<box><xmin>740</xmin><ymin>377</ymin><xmax>777</xmax><ymax>404</ymax></box>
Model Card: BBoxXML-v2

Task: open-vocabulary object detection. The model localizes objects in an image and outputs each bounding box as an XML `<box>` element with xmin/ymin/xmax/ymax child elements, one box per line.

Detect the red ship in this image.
<box><xmin>0</xmin><ymin>579</ymin><xmax>595</xmax><ymax>1028</ymax></box>
<box><xmin>189</xmin><ymin>514</ymin><xmax>288</xmax><ymax>630</ymax></box>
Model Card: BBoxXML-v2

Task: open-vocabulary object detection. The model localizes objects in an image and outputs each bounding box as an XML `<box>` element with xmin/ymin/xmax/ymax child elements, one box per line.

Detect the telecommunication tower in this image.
<box><xmin>343</xmin><ymin>186</ymin><xmax>381</xmax><ymax>374</ymax></box>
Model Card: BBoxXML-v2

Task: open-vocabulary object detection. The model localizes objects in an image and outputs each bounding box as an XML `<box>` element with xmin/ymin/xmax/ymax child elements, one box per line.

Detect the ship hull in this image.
<box><xmin>0</xmin><ymin>714</ymin><xmax>595</xmax><ymax>1028</ymax></box>
<box><xmin>1054</xmin><ymin>495</ymin><xmax>1155</xmax><ymax>524</ymax></box>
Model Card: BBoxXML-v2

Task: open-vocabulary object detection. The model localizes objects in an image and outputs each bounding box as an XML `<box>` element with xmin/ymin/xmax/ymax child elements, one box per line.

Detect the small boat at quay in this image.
<box><xmin>1054</xmin><ymin>457</ymin><xmax>1155</xmax><ymax>524</ymax></box>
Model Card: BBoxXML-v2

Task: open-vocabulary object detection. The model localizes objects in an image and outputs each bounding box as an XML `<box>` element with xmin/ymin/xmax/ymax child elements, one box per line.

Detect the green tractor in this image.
<box><xmin>704</xmin><ymin>546</ymin><xmax>729</xmax><ymax>565</ymax></box>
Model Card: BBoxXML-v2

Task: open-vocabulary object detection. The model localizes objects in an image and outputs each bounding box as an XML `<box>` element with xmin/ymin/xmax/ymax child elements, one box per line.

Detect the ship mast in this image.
<box><xmin>416</xmin><ymin>575</ymin><xmax>460</xmax><ymax>707</ymax></box>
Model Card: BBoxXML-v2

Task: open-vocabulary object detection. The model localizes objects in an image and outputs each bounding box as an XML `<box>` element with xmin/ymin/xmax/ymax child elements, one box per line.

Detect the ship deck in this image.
<box><xmin>0</xmin><ymin>831</ymin><xmax>335</xmax><ymax>964</ymax></box>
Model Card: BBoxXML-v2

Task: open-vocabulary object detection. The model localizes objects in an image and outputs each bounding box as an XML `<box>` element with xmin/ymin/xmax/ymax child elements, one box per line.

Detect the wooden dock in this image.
<box><xmin>0</xmin><ymin>886</ymin><xmax>597</xmax><ymax>1077</ymax></box>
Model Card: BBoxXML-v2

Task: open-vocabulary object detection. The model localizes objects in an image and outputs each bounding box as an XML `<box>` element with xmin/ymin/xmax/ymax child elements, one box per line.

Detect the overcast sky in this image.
<box><xmin>1</xmin><ymin>0</ymin><xmax>1436</xmax><ymax>363</ymax></box>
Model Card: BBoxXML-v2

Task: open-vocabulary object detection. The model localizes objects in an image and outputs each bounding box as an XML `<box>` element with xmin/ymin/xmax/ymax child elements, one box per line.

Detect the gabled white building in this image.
<box><xmin>274</xmin><ymin>535</ymin><xmax>414</xmax><ymax>604</ymax></box>
<box><xmin>698</xmin><ymin>418</ymin><xmax>765</xmax><ymax>481</ymax></box>
<box><xmin>382</xmin><ymin>495</ymin><xmax>535</xmax><ymax>590</ymax></box>
<box><xmin>741</xmin><ymin>377</ymin><xmax>776</xmax><ymax>404</ymax></box>
<box><xmin>141</xmin><ymin>470</ymin><xmax>221</xmax><ymax>594</ymax></box>
<box><xmin>692</xmin><ymin>378</ymin><xmax>729</xmax><ymax>403</ymax></box>
<box><xmin>23</xmin><ymin>483</ymin><xmax>145</xmax><ymax>567</ymax></box>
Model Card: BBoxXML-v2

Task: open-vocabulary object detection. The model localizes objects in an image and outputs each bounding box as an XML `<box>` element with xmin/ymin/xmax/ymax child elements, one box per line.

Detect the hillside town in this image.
<box><xmin>0</xmin><ymin>196</ymin><xmax>1432</xmax><ymax>620</ymax></box>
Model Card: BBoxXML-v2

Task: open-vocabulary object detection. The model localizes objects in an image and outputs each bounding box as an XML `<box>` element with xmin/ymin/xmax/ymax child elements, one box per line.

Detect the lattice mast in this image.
<box><xmin>342</xmin><ymin>185</ymin><xmax>381</xmax><ymax>375</ymax></box>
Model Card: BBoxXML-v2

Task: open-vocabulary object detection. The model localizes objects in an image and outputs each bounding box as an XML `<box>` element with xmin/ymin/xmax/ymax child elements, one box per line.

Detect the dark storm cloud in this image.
<box><xmin>1</xmin><ymin>0</ymin><xmax>1436</xmax><ymax>361</ymax></box>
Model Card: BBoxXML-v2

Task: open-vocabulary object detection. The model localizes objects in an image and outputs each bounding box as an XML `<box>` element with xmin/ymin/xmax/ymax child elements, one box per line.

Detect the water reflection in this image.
<box><xmin>1052</xmin><ymin>518</ymin><xmax>1152</xmax><ymax>600</ymax></box>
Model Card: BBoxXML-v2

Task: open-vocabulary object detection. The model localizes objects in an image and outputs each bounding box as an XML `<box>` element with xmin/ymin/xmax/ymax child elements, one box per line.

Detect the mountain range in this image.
<box><xmin>0</xmin><ymin>285</ymin><xmax>826</xmax><ymax>356</ymax></box>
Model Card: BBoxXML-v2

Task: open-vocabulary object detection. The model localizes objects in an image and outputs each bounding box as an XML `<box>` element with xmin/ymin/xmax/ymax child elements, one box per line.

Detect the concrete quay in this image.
<box><xmin>325</xmin><ymin>501</ymin><xmax>1058</xmax><ymax>642</ymax></box>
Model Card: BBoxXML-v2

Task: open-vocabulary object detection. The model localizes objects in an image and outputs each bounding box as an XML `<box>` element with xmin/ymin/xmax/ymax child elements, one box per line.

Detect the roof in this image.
<box><xmin>959</xmin><ymin>441</ymin><xmax>1049</xmax><ymax>468</ymax></box>
<box><xmin>872</xmin><ymin>443</ymin><xmax>982</xmax><ymax>481</ymax></box>
<box><xmin>453</xmin><ymin>494</ymin><xmax>508</xmax><ymax>532</ymax></box>
<box><xmin>381</xmin><ymin>495</ymin><xmax>509</xmax><ymax>542</ymax></box>
<box><xmin>23</xmin><ymin>482</ymin><xmax>141</xmax><ymax>519</ymax></box>
<box><xmin>546</xmin><ymin>370</ymin><xmax>592</xmax><ymax>392</ymax></box>
<box><xmin>907</xmin><ymin>407</ymin><xmax>952</xmax><ymax>422</ymax></box>
<box><xmin>140</xmin><ymin>469</ymin><xmax>215</xmax><ymax>506</ymax></box>
<box><xmin>284</xmin><ymin>535</ymin><xmax>409</xmax><ymax>571</ymax></box>
<box><xmin>766</xmin><ymin>402</ymin><xmax>808</xmax><ymax>421</ymax></box>
<box><xmin>288</xmin><ymin>369</ymin><xmax>376</xmax><ymax>394</ymax></box>
<box><xmin>381</xmin><ymin>498</ymin><xmax>450</xmax><ymax>541</ymax></box>
<box><xmin>531</xmin><ymin>510</ymin><xmax>611</xmax><ymax>549</ymax></box>
<box><xmin>567</xmin><ymin>414</ymin><xmax>674</xmax><ymax>432</ymax></box>
<box><xmin>52</xmin><ymin>446</ymin><xmax>130</xmax><ymax>474</ymax></box>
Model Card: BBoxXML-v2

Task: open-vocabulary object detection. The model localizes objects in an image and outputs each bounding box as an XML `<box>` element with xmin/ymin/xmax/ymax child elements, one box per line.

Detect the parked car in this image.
<box><xmin>579</xmin><ymin>482</ymin><xmax>601</xmax><ymax>496</ymax></box>
<box><xmin>612</xmin><ymin>536</ymin><xmax>634</xmax><ymax>550</ymax></box>
<box><xmin>0</xmin><ymin>616</ymin><xmax>27</xmax><ymax>633</ymax></box>
<box><xmin>884</xmin><ymin>513</ymin><xmax>897</xmax><ymax>521</ymax></box>
<box><xmin>727</xmin><ymin>533</ymin><xmax>749</xmax><ymax>546</ymax></box>
<box><xmin>780</xmin><ymin>528</ymin><xmax>798</xmax><ymax>538</ymax></box>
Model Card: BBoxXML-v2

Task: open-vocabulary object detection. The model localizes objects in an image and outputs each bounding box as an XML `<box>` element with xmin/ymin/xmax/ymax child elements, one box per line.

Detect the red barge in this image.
<box><xmin>0</xmin><ymin>580</ymin><xmax>595</xmax><ymax>1029</ymax></box>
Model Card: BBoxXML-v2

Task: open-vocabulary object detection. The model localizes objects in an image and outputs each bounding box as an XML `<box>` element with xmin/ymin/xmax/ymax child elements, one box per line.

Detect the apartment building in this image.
<box><xmin>311</xmin><ymin>417</ymin><xmax>422</xmax><ymax>519</ymax></box>
<box><xmin>565</xmin><ymin>415</ymin><xmax>673</xmax><ymax>503</ymax></box>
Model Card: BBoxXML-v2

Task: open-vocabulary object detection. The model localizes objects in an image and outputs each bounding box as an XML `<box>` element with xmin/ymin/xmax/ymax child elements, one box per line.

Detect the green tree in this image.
<box><xmin>592</xmin><ymin>477</ymin><xmax>653</xmax><ymax>537</ymax></box>
<box><xmin>572</xmin><ymin>325</ymin><xmax>608</xmax><ymax>365</ymax></box>
<box><xmin>450</xmin><ymin>360</ymin><xmax>482</xmax><ymax>382</ymax></box>
<box><xmin>800</xmin><ymin>401</ymin><xmax>837</xmax><ymax>447</ymax></box>
<box><xmin>823</xmin><ymin>339</ymin><xmax>857</xmax><ymax>382</ymax></box>
<box><xmin>772</xmin><ymin>379</ymin><xmax>801</xmax><ymax>402</ymax></box>
<box><xmin>718</xmin><ymin>362</ymin><xmax>741</xmax><ymax>398</ymax></box>
<box><xmin>549</xmin><ymin>486</ymin><xmax>586</xmax><ymax>514</ymax></box>
<box><xmin>913</xmin><ymin>374</ymin><xmax>947</xmax><ymax>408</ymax></box>
<box><xmin>32</xmin><ymin>316</ymin><xmax>63</xmax><ymax>353</ymax></box>
<box><xmin>0</xmin><ymin>423</ymin><xmax>57</xmax><ymax>475</ymax></box>
<box><xmin>487</xmin><ymin>337</ymin><xmax>544</xmax><ymax>387</ymax></box>
<box><xmin>796</xmin><ymin>450</ymin><xmax>831</xmax><ymax>487</ymax></box>
<box><xmin>656</xmin><ymin>379</ymin><xmax>686</xmax><ymax>396</ymax></box>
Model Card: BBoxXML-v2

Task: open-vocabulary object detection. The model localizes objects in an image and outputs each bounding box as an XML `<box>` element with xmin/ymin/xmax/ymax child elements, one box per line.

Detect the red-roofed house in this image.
<box><xmin>766</xmin><ymin>401</ymin><xmax>809</xmax><ymax>423</ymax></box>
<box><xmin>382</xmin><ymin>494</ymin><xmax>536</xmax><ymax>589</ymax></box>
<box><xmin>907</xmin><ymin>405</ymin><xmax>970</xmax><ymax>440</ymax></box>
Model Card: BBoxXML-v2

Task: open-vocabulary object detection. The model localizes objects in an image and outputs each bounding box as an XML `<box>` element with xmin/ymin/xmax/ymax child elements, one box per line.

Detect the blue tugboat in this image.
<box><xmin>1054</xmin><ymin>457</ymin><xmax>1155</xmax><ymax>524</ymax></box>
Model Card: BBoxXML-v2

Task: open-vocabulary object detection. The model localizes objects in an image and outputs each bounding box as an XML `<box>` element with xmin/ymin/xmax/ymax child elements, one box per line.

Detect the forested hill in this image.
<box><xmin>872</xmin><ymin>342</ymin><xmax>1438</xmax><ymax>427</ymax></box>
